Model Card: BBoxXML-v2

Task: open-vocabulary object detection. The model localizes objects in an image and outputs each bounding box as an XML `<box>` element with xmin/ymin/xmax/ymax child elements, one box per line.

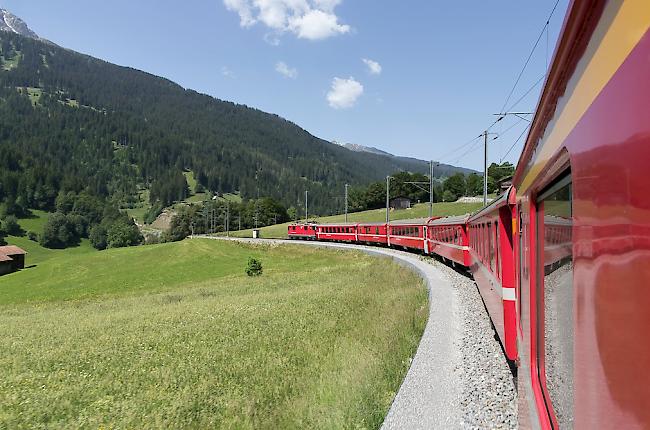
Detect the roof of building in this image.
<box><xmin>0</xmin><ymin>245</ymin><xmax>27</xmax><ymax>255</ymax></box>
<box><xmin>0</xmin><ymin>254</ymin><xmax>13</xmax><ymax>262</ymax></box>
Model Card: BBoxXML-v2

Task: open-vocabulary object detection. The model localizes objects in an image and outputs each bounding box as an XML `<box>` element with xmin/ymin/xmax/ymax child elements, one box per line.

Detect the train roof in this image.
<box><xmin>356</xmin><ymin>222</ymin><xmax>387</xmax><ymax>226</ymax></box>
<box><xmin>427</xmin><ymin>214</ymin><xmax>470</xmax><ymax>226</ymax></box>
<box><xmin>316</xmin><ymin>222</ymin><xmax>358</xmax><ymax>227</ymax></box>
<box><xmin>388</xmin><ymin>218</ymin><xmax>431</xmax><ymax>225</ymax></box>
<box><xmin>468</xmin><ymin>187</ymin><xmax>515</xmax><ymax>222</ymax></box>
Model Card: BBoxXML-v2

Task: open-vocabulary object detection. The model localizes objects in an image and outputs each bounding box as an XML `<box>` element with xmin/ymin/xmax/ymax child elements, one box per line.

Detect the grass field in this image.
<box><xmin>0</xmin><ymin>239</ymin><xmax>427</xmax><ymax>428</ymax></box>
<box><xmin>226</xmin><ymin>201</ymin><xmax>483</xmax><ymax>239</ymax></box>
<box><xmin>4</xmin><ymin>210</ymin><xmax>95</xmax><ymax>266</ymax></box>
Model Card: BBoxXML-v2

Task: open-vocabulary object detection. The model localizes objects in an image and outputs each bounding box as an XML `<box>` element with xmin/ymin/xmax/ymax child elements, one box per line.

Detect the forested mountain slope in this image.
<box><xmin>0</xmin><ymin>30</ymin><xmax>468</xmax><ymax>215</ymax></box>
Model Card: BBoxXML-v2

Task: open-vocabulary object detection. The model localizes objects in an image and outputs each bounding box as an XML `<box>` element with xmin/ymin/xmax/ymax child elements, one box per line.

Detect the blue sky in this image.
<box><xmin>1</xmin><ymin>0</ymin><xmax>568</xmax><ymax>171</ymax></box>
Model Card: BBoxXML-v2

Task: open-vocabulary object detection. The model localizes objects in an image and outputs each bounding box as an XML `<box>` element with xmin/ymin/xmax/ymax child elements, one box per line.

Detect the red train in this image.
<box><xmin>287</xmin><ymin>1</ymin><xmax>650</xmax><ymax>427</ymax></box>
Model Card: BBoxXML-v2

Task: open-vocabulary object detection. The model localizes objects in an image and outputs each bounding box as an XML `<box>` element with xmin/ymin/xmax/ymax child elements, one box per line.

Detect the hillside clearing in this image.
<box><xmin>0</xmin><ymin>239</ymin><xmax>427</xmax><ymax>428</ymax></box>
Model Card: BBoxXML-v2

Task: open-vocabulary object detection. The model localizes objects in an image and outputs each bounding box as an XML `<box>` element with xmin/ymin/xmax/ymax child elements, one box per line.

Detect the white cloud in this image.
<box><xmin>223</xmin><ymin>0</ymin><xmax>350</xmax><ymax>41</ymax></box>
<box><xmin>327</xmin><ymin>77</ymin><xmax>363</xmax><ymax>109</ymax></box>
<box><xmin>275</xmin><ymin>61</ymin><xmax>298</xmax><ymax>79</ymax></box>
<box><xmin>263</xmin><ymin>32</ymin><xmax>281</xmax><ymax>46</ymax></box>
<box><xmin>221</xmin><ymin>66</ymin><xmax>236</xmax><ymax>78</ymax></box>
<box><xmin>362</xmin><ymin>58</ymin><xmax>382</xmax><ymax>75</ymax></box>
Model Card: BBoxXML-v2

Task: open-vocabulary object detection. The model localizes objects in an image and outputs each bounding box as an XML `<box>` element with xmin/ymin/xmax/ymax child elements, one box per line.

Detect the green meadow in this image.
<box><xmin>0</xmin><ymin>239</ymin><xmax>427</xmax><ymax>429</ymax></box>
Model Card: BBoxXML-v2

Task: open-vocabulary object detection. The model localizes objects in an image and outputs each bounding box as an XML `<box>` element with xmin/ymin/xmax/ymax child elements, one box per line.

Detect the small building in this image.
<box><xmin>0</xmin><ymin>254</ymin><xmax>14</xmax><ymax>276</ymax></box>
<box><xmin>497</xmin><ymin>175</ymin><xmax>513</xmax><ymax>194</ymax></box>
<box><xmin>0</xmin><ymin>245</ymin><xmax>27</xmax><ymax>275</ymax></box>
<box><xmin>390</xmin><ymin>197</ymin><xmax>411</xmax><ymax>210</ymax></box>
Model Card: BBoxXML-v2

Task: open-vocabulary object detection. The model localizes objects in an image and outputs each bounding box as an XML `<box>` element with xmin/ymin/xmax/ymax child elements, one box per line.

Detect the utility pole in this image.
<box><xmin>385</xmin><ymin>176</ymin><xmax>391</xmax><ymax>223</ymax></box>
<box><xmin>483</xmin><ymin>130</ymin><xmax>488</xmax><ymax>206</ymax></box>
<box><xmin>305</xmin><ymin>190</ymin><xmax>308</xmax><ymax>221</ymax></box>
<box><xmin>344</xmin><ymin>184</ymin><xmax>349</xmax><ymax>223</ymax></box>
<box><xmin>226</xmin><ymin>200</ymin><xmax>230</xmax><ymax>237</ymax></box>
<box><xmin>255</xmin><ymin>165</ymin><xmax>260</xmax><ymax>228</ymax></box>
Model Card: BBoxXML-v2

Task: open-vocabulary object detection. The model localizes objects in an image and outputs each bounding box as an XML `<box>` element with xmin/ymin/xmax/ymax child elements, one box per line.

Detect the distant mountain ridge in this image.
<box><xmin>337</xmin><ymin>142</ymin><xmax>478</xmax><ymax>177</ymax></box>
<box><xmin>0</xmin><ymin>9</ymin><xmax>40</xmax><ymax>40</ymax></box>
<box><xmin>0</xmin><ymin>10</ymin><xmax>476</xmax><ymax>216</ymax></box>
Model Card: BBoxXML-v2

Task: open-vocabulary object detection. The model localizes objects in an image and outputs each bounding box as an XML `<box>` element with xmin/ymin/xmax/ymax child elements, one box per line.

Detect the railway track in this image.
<box><xmin>194</xmin><ymin>236</ymin><xmax>516</xmax><ymax>428</ymax></box>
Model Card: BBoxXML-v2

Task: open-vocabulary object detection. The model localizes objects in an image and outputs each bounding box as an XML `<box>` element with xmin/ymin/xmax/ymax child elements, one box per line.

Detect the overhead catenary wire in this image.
<box><xmin>437</xmin><ymin>134</ymin><xmax>483</xmax><ymax>162</ymax></box>
<box><xmin>493</xmin><ymin>116</ymin><xmax>526</xmax><ymax>141</ymax></box>
<box><xmin>504</xmin><ymin>74</ymin><xmax>545</xmax><ymax>113</ymax></box>
<box><xmin>500</xmin><ymin>123</ymin><xmax>531</xmax><ymax>162</ymax></box>
<box><xmin>498</xmin><ymin>0</ymin><xmax>562</xmax><ymax>114</ymax></box>
<box><xmin>435</xmin><ymin>0</ymin><xmax>562</xmax><ymax>166</ymax></box>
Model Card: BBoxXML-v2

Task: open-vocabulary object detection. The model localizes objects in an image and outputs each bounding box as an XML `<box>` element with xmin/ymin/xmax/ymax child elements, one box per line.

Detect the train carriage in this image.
<box><xmin>512</xmin><ymin>1</ymin><xmax>650</xmax><ymax>428</ymax></box>
<box><xmin>468</xmin><ymin>188</ymin><xmax>518</xmax><ymax>362</ymax></box>
<box><xmin>356</xmin><ymin>222</ymin><xmax>388</xmax><ymax>245</ymax></box>
<box><xmin>426</xmin><ymin>214</ymin><xmax>470</xmax><ymax>267</ymax></box>
<box><xmin>315</xmin><ymin>223</ymin><xmax>358</xmax><ymax>242</ymax></box>
<box><xmin>387</xmin><ymin>218</ymin><xmax>429</xmax><ymax>252</ymax></box>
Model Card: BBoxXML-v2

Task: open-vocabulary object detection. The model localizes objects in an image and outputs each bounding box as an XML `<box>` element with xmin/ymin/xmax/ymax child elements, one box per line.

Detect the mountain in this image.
<box><xmin>338</xmin><ymin>143</ymin><xmax>393</xmax><ymax>157</ymax></box>
<box><xmin>0</xmin><ymin>18</ymin><xmax>473</xmax><ymax>216</ymax></box>
<box><xmin>339</xmin><ymin>142</ymin><xmax>478</xmax><ymax>177</ymax></box>
<box><xmin>0</xmin><ymin>9</ymin><xmax>39</xmax><ymax>40</ymax></box>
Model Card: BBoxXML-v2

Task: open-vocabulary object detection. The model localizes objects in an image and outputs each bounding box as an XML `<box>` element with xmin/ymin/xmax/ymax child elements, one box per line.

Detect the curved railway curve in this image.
<box><xmin>194</xmin><ymin>236</ymin><xmax>516</xmax><ymax>428</ymax></box>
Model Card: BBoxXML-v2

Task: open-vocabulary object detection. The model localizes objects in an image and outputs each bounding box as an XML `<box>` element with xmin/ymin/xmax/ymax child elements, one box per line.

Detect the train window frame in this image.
<box><xmin>483</xmin><ymin>223</ymin><xmax>488</xmax><ymax>263</ymax></box>
<box><xmin>535</xmin><ymin>171</ymin><xmax>573</xmax><ymax>429</ymax></box>
<box><xmin>495</xmin><ymin>221</ymin><xmax>500</xmax><ymax>280</ymax></box>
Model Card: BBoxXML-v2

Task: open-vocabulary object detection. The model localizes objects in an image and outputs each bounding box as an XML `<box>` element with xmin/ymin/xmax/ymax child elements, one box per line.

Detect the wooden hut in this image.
<box><xmin>0</xmin><ymin>245</ymin><xmax>27</xmax><ymax>274</ymax></box>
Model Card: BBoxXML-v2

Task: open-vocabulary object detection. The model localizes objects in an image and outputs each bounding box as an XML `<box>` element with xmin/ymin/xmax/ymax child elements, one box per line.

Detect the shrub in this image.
<box><xmin>2</xmin><ymin>215</ymin><xmax>23</xmax><ymax>236</ymax></box>
<box><xmin>442</xmin><ymin>190</ymin><xmax>456</xmax><ymax>202</ymax></box>
<box><xmin>27</xmin><ymin>231</ymin><xmax>38</xmax><ymax>242</ymax></box>
<box><xmin>245</xmin><ymin>257</ymin><xmax>263</xmax><ymax>277</ymax></box>
<box><xmin>40</xmin><ymin>212</ymin><xmax>77</xmax><ymax>248</ymax></box>
<box><xmin>89</xmin><ymin>224</ymin><xmax>108</xmax><ymax>250</ymax></box>
<box><xmin>107</xmin><ymin>220</ymin><xmax>143</xmax><ymax>249</ymax></box>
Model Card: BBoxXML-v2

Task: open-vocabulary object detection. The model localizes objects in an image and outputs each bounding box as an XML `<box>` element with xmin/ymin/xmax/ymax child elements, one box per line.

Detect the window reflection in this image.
<box><xmin>540</xmin><ymin>181</ymin><xmax>573</xmax><ymax>428</ymax></box>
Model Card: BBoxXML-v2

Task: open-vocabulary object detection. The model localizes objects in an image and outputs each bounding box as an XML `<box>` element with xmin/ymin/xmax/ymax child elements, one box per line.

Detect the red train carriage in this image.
<box><xmin>426</xmin><ymin>215</ymin><xmax>470</xmax><ymax>267</ymax></box>
<box><xmin>357</xmin><ymin>222</ymin><xmax>388</xmax><ymax>245</ymax></box>
<box><xmin>287</xmin><ymin>223</ymin><xmax>318</xmax><ymax>240</ymax></box>
<box><xmin>468</xmin><ymin>188</ymin><xmax>518</xmax><ymax>362</ymax></box>
<box><xmin>512</xmin><ymin>1</ymin><xmax>650</xmax><ymax>428</ymax></box>
<box><xmin>387</xmin><ymin>219</ymin><xmax>429</xmax><ymax>252</ymax></box>
<box><xmin>315</xmin><ymin>223</ymin><xmax>358</xmax><ymax>242</ymax></box>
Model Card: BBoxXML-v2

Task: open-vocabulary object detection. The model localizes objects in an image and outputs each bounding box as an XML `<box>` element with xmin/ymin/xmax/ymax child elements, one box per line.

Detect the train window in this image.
<box><xmin>495</xmin><ymin>222</ymin><xmax>500</xmax><ymax>280</ymax></box>
<box><xmin>537</xmin><ymin>173</ymin><xmax>573</xmax><ymax>428</ymax></box>
<box><xmin>487</xmin><ymin>223</ymin><xmax>492</xmax><ymax>271</ymax></box>
<box><xmin>479</xmin><ymin>224</ymin><xmax>484</xmax><ymax>263</ymax></box>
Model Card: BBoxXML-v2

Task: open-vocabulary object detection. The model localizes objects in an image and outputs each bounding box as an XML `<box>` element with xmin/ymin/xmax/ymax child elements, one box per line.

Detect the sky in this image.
<box><xmin>1</xmin><ymin>0</ymin><xmax>569</xmax><ymax>171</ymax></box>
